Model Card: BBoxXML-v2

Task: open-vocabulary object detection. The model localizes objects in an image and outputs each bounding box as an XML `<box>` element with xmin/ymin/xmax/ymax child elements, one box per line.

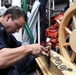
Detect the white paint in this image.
<box><xmin>12</xmin><ymin>0</ymin><xmax>21</xmax><ymax>7</ymax></box>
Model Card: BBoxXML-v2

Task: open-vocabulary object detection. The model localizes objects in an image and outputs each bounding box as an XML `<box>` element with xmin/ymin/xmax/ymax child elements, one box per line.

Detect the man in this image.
<box><xmin>0</xmin><ymin>6</ymin><xmax>49</xmax><ymax>75</ymax></box>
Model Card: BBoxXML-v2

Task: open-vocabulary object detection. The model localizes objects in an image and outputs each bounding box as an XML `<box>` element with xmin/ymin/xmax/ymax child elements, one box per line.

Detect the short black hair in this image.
<box><xmin>3</xmin><ymin>6</ymin><xmax>27</xmax><ymax>22</ymax></box>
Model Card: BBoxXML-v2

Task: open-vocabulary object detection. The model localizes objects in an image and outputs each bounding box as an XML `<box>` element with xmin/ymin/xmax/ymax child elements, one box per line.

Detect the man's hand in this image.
<box><xmin>30</xmin><ymin>44</ymin><xmax>50</xmax><ymax>56</ymax></box>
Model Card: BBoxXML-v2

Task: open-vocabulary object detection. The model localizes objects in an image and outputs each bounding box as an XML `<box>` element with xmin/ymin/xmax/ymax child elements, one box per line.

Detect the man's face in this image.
<box><xmin>5</xmin><ymin>15</ymin><xmax>26</xmax><ymax>33</ymax></box>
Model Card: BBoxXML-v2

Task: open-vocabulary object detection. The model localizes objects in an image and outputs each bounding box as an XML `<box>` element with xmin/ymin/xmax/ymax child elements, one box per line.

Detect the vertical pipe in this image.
<box><xmin>8</xmin><ymin>0</ymin><xmax>12</xmax><ymax>4</ymax></box>
<box><xmin>52</xmin><ymin>0</ymin><xmax>55</xmax><ymax>10</ymax></box>
<box><xmin>49</xmin><ymin>0</ymin><xmax>51</xmax><ymax>26</ymax></box>
<box><xmin>37</xmin><ymin>0</ymin><xmax>40</xmax><ymax>44</ymax></box>
<box><xmin>38</xmin><ymin>11</ymin><xmax>40</xmax><ymax>44</ymax></box>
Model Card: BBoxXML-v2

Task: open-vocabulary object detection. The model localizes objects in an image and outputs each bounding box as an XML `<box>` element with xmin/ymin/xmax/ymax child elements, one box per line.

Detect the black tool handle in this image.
<box><xmin>47</xmin><ymin>43</ymin><xmax>52</xmax><ymax>68</ymax></box>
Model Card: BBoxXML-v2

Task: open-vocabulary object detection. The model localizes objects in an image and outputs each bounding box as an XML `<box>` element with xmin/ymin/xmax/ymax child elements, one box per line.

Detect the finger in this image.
<box><xmin>41</xmin><ymin>46</ymin><xmax>47</xmax><ymax>52</ymax></box>
<box><xmin>41</xmin><ymin>51</ymin><xmax>48</xmax><ymax>56</ymax></box>
<box><xmin>49</xmin><ymin>50</ymin><xmax>54</xmax><ymax>57</ymax></box>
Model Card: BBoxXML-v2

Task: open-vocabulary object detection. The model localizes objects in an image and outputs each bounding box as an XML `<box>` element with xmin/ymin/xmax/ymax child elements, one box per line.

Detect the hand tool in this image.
<box><xmin>45</xmin><ymin>43</ymin><xmax>52</xmax><ymax>68</ymax></box>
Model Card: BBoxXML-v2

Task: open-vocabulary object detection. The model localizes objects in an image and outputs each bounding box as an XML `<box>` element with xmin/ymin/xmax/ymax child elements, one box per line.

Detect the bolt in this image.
<box><xmin>59</xmin><ymin>65</ymin><xmax>67</xmax><ymax>71</ymax></box>
<box><xmin>55</xmin><ymin>60</ymin><xmax>62</xmax><ymax>66</ymax></box>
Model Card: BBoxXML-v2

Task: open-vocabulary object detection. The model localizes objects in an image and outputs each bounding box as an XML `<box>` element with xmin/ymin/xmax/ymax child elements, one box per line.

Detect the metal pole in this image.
<box><xmin>49</xmin><ymin>0</ymin><xmax>51</xmax><ymax>26</ymax></box>
<box><xmin>8</xmin><ymin>0</ymin><xmax>12</xmax><ymax>4</ymax></box>
<box><xmin>38</xmin><ymin>11</ymin><xmax>40</xmax><ymax>44</ymax></box>
<box><xmin>52</xmin><ymin>0</ymin><xmax>55</xmax><ymax>10</ymax></box>
<box><xmin>37</xmin><ymin>0</ymin><xmax>40</xmax><ymax>44</ymax></box>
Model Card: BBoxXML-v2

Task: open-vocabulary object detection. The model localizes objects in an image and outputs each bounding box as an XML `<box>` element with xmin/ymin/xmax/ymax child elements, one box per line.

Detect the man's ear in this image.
<box><xmin>6</xmin><ymin>14</ymin><xmax>12</xmax><ymax>21</ymax></box>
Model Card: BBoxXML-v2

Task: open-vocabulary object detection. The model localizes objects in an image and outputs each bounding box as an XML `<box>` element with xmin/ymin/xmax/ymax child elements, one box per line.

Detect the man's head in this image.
<box><xmin>3</xmin><ymin>6</ymin><xmax>27</xmax><ymax>22</ymax></box>
<box><xmin>1</xmin><ymin>6</ymin><xmax>27</xmax><ymax>33</ymax></box>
